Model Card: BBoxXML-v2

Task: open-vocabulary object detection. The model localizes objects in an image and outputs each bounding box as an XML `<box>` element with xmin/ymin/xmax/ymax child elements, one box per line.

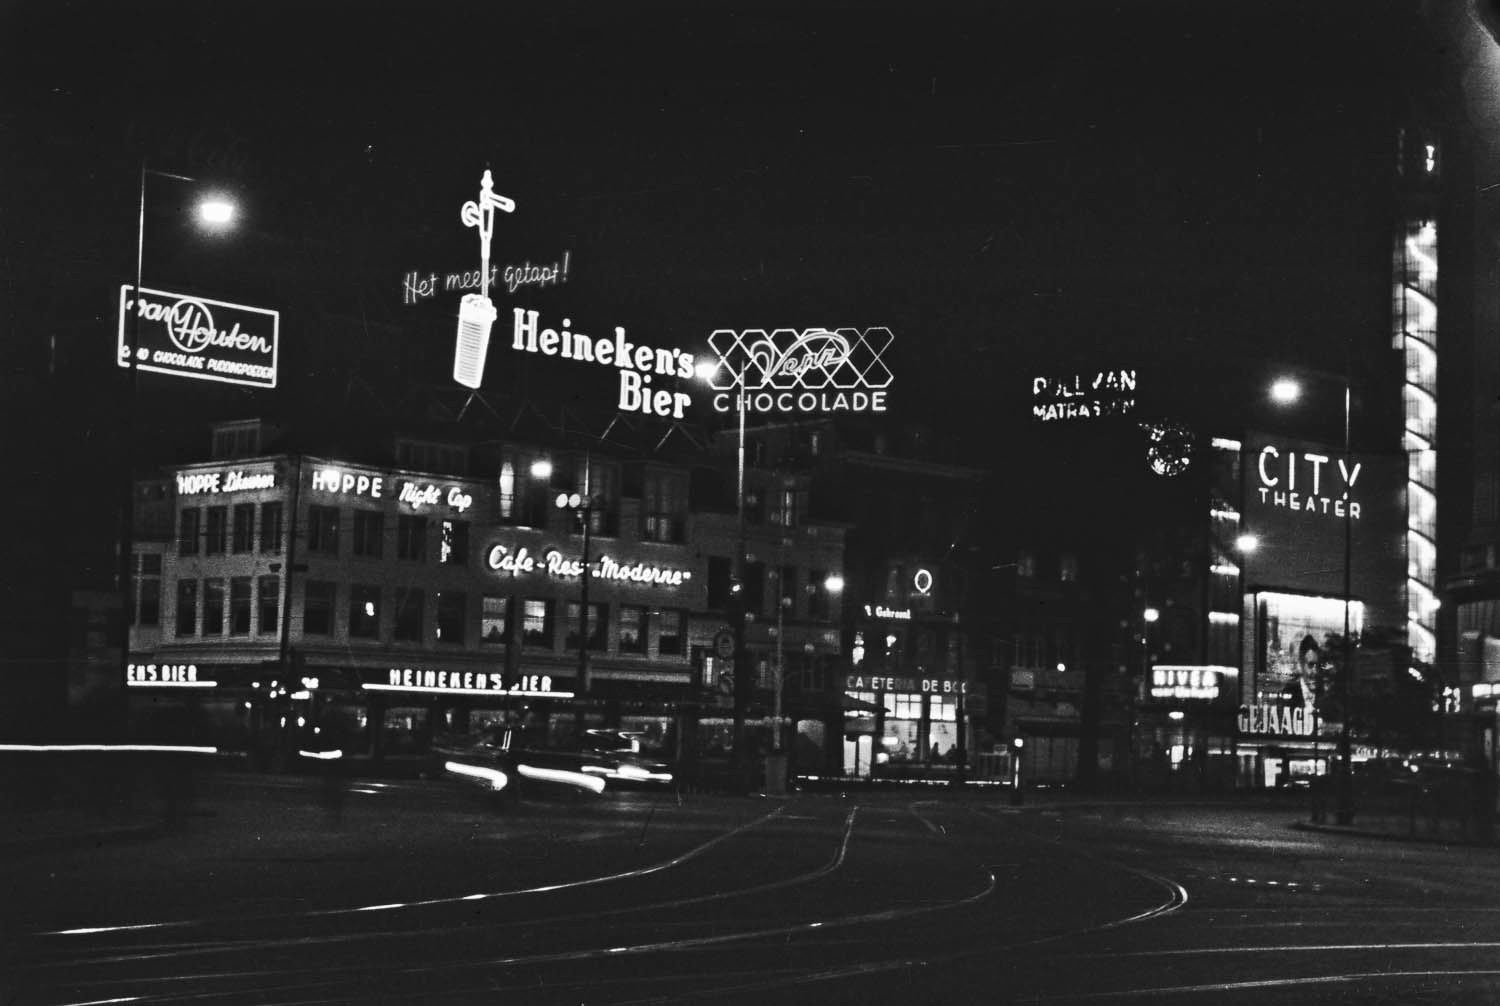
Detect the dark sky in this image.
<box><xmin>1</xmin><ymin>0</ymin><xmax>1444</xmax><ymax>461</ymax></box>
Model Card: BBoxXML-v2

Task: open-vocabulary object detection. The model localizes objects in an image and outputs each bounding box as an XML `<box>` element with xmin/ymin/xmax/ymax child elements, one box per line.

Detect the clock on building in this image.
<box><xmin>1144</xmin><ymin>422</ymin><xmax>1194</xmax><ymax>477</ymax></box>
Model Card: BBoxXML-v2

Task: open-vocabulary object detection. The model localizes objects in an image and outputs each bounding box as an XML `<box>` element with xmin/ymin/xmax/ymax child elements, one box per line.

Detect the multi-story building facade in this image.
<box><xmin>121</xmin><ymin>420</ymin><xmax>846</xmax><ymax>774</ymax></box>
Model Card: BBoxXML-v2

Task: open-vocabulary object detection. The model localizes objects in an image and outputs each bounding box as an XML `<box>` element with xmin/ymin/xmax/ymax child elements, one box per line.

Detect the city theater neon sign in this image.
<box><xmin>704</xmin><ymin>327</ymin><xmax>893</xmax><ymax>414</ymax></box>
<box><xmin>486</xmin><ymin>544</ymin><xmax>692</xmax><ymax>587</ymax></box>
<box><xmin>1255</xmin><ymin>445</ymin><xmax>1363</xmax><ymax>520</ymax></box>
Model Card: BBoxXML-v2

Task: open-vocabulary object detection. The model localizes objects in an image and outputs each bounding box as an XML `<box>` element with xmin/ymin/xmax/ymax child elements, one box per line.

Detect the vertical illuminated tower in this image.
<box><xmin>1393</xmin><ymin>132</ymin><xmax>1440</xmax><ymax>667</ymax></box>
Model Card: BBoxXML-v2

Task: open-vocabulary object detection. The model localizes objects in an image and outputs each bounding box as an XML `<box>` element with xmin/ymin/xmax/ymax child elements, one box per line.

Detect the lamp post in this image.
<box><xmin>1270</xmin><ymin>374</ymin><xmax>1355</xmax><ymax>824</ymax></box>
<box><xmin>1138</xmin><ymin>605</ymin><xmax>1160</xmax><ymax>780</ymax></box>
<box><xmin>548</xmin><ymin>454</ymin><xmax>594</xmax><ymax>701</ymax></box>
<box><xmin>119</xmin><ymin>162</ymin><xmax>236</xmax><ymax>715</ymax></box>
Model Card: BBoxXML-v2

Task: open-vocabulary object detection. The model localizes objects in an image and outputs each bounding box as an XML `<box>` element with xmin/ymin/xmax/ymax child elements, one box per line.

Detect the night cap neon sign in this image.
<box><xmin>452</xmin><ymin>170</ymin><xmax>516</xmax><ymax>390</ymax></box>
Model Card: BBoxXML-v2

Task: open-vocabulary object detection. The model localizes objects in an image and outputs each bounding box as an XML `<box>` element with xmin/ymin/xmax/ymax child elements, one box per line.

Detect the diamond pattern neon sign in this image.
<box><xmin>705</xmin><ymin>327</ymin><xmax>893</xmax><ymax>413</ymax></box>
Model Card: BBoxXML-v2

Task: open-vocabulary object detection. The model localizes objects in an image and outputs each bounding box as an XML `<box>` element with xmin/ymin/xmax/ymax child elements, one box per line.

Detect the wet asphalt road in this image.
<box><xmin>3</xmin><ymin>773</ymin><xmax>1499</xmax><ymax>1005</ymax></box>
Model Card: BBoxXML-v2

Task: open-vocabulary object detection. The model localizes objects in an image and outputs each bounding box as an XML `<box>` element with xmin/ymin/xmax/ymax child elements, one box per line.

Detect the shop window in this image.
<box><xmin>352</xmin><ymin>510</ymin><xmax>384</xmax><ymax>558</ymax></box>
<box><xmin>232</xmin><ymin>503</ymin><xmax>255</xmax><ymax>553</ymax></box>
<box><xmin>175</xmin><ymin>579</ymin><xmax>198</xmax><ymax>636</ymax></box>
<box><xmin>397</xmin><ymin>514</ymin><xmax>427</xmax><ymax>561</ymax></box>
<box><xmin>308</xmin><ymin>505</ymin><xmax>339</xmax><ymax>555</ymax></box>
<box><xmin>205</xmin><ymin>506</ymin><xmax>228</xmax><ymax>554</ymax></box>
<box><xmin>258</xmin><ymin>575</ymin><xmax>280</xmax><ymax>635</ymax></box>
<box><xmin>658</xmin><ymin>609</ymin><xmax>685</xmax><ymax>656</ymax></box>
<box><xmin>565</xmin><ymin>601</ymin><xmax>607</xmax><ymax>651</ymax></box>
<box><xmin>523</xmin><ymin>598</ymin><xmax>553</xmax><ymax>647</ymax></box>
<box><xmin>179</xmin><ymin>508</ymin><xmax>201</xmax><ymax>556</ymax></box>
<box><xmin>436</xmin><ymin>591</ymin><xmax>467</xmax><ymax>644</ymax></box>
<box><xmin>481</xmin><ymin>595</ymin><xmax>508</xmax><ymax>646</ymax></box>
<box><xmin>260</xmin><ymin>502</ymin><xmax>283</xmax><ymax>554</ymax></box>
<box><xmin>230</xmin><ymin>577</ymin><xmax>251</xmax><ymax>635</ymax></box>
<box><xmin>619</xmin><ymin>605</ymin><xmax>647</xmax><ymax>653</ymax></box>
<box><xmin>707</xmin><ymin>557</ymin><xmax>731</xmax><ymax>609</ymax></box>
<box><xmin>394</xmin><ymin>588</ymin><xmax>424</xmax><ymax>641</ymax></box>
<box><xmin>440</xmin><ymin>519</ymin><xmax>468</xmax><ymax>565</ymax></box>
<box><xmin>200</xmin><ymin>579</ymin><xmax>225</xmax><ymax>635</ymax></box>
<box><xmin>886</xmin><ymin>692</ymin><xmax>922</xmax><ymax>719</ymax></box>
<box><xmin>349</xmin><ymin>585</ymin><xmax>381</xmax><ymax>639</ymax></box>
<box><xmin>845</xmin><ymin>690</ymin><xmax>876</xmax><ymax>720</ymax></box>
<box><xmin>303</xmin><ymin>580</ymin><xmax>335</xmax><ymax>636</ymax></box>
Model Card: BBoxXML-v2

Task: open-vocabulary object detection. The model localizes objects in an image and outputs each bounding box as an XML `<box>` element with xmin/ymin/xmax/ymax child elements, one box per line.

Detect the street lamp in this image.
<box><xmin>1270</xmin><ymin>373</ymin><xmax>1355</xmax><ymax>825</ymax></box>
<box><xmin>120</xmin><ymin>163</ymin><xmax>238</xmax><ymax>713</ymax></box>
<box><xmin>545</xmin><ymin>455</ymin><xmax>595</xmax><ymax>701</ymax></box>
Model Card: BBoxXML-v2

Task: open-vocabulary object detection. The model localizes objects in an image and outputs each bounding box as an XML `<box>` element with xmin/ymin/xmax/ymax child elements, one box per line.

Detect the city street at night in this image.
<box><xmin>5</xmin><ymin>776</ymin><xmax>1500</xmax><ymax>1004</ymax></box>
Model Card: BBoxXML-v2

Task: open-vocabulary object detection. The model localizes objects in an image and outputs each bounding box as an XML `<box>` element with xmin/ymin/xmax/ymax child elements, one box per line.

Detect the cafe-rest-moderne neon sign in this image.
<box><xmin>486</xmin><ymin>544</ymin><xmax>692</xmax><ymax>587</ymax></box>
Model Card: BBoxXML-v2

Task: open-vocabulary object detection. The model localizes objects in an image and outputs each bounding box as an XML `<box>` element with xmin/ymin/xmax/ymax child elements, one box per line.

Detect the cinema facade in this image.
<box><xmin>121</xmin><ymin>421</ymin><xmax>849</xmax><ymax>775</ymax></box>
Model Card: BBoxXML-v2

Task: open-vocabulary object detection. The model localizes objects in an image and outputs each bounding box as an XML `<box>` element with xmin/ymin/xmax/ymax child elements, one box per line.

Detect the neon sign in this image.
<box><xmin>1255</xmin><ymin>445</ymin><xmax>1363</xmax><ymax>520</ymax></box>
<box><xmin>844</xmin><ymin>675</ymin><xmax>968</xmax><ymax>695</ymax></box>
<box><xmin>367</xmin><ymin>668</ymin><xmax>569</xmax><ymax>698</ymax></box>
<box><xmin>128</xmin><ymin>663</ymin><xmax>213</xmax><ymax>687</ymax></box>
<box><xmin>1149</xmin><ymin>665</ymin><xmax>1228</xmax><ymax>701</ymax></box>
<box><xmin>402</xmin><ymin>252</ymin><xmax>571</xmax><ymax>305</ymax></box>
<box><xmin>1031</xmin><ymin>370</ymin><xmax>1136</xmax><ymax>422</ymax></box>
<box><xmin>486</xmin><ymin>544</ymin><xmax>692</xmax><ymax>587</ymax></box>
<box><xmin>175</xmin><ymin>468</ymin><xmax>276</xmax><ymax>496</ymax></box>
<box><xmin>511</xmin><ymin>309</ymin><xmax>697</xmax><ymax>419</ymax></box>
<box><xmin>118</xmin><ymin>286</ymin><xmax>280</xmax><ymax>389</ymax></box>
<box><xmin>309</xmin><ymin>467</ymin><xmax>477</xmax><ymax>513</ymax></box>
<box><xmin>452</xmin><ymin>170</ymin><xmax>516</xmax><ymax>390</ymax></box>
<box><xmin>864</xmin><ymin>604</ymin><xmax>912</xmax><ymax>621</ymax></box>
<box><xmin>1238</xmin><ymin>701</ymin><xmax>1314</xmax><ymax>738</ymax></box>
<box><xmin>704</xmin><ymin>327</ymin><xmax>893</xmax><ymax>414</ymax></box>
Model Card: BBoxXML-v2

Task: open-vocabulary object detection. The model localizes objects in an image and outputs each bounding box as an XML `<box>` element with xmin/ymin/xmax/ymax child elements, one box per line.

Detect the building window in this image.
<box><xmin>776</xmin><ymin>565</ymin><xmax>798</xmax><ymax>613</ymax></box>
<box><xmin>394</xmin><ymin>588</ymin><xmax>424</xmax><ymax>641</ymax></box>
<box><xmin>1017</xmin><ymin>550</ymin><xmax>1036</xmax><ymax>579</ymax></box>
<box><xmin>175</xmin><ymin>579</ymin><xmax>198</xmax><ymax>637</ymax></box>
<box><xmin>303</xmin><ymin>580</ymin><xmax>335</xmax><ymax>636</ymax></box>
<box><xmin>179</xmin><ymin>508</ymin><xmax>201</xmax><ymax>556</ymax></box>
<box><xmin>232</xmin><ymin>503</ymin><xmax>255</xmax><ymax>553</ymax></box>
<box><xmin>308</xmin><ymin>505</ymin><xmax>340</xmax><ymax>555</ymax></box>
<box><xmin>436</xmin><ymin>591</ymin><xmax>467</xmax><ymax>644</ymax></box>
<box><xmin>522</xmin><ymin>598</ymin><xmax>553</xmax><ymax>647</ymax></box>
<box><xmin>230</xmin><ymin>577</ymin><xmax>251</xmax><ymax>635</ymax></box>
<box><xmin>619</xmin><ymin>605</ymin><xmax>647</xmax><ymax>653</ymax></box>
<box><xmin>809</xmin><ymin>568</ymin><xmax>831</xmax><ymax>620</ymax></box>
<box><xmin>772</xmin><ymin>485</ymin><xmax>806</xmax><ymax>528</ymax></box>
<box><xmin>352</xmin><ymin>510</ymin><xmax>384</xmax><ymax>558</ymax></box>
<box><xmin>260</xmin><ymin>502</ymin><xmax>283</xmax><ymax>554</ymax></box>
<box><xmin>133</xmin><ymin>553</ymin><xmax>162</xmax><ymax>626</ymax></box>
<box><xmin>440</xmin><ymin>519</ymin><xmax>469</xmax><ymax>565</ymax></box>
<box><xmin>498</xmin><ymin>453</ymin><xmax>549</xmax><ymax>526</ymax></box>
<box><xmin>743</xmin><ymin>561</ymin><xmax>766</xmax><ymax>618</ymax></box>
<box><xmin>657</xmin><ymin>609</ymin><xmax>685</xmax><ymax>656</ymax></box>
<box><xmin>565</xmin><ymin>602</ymin><xmax>607</xmax><ymax>651</ymax></box>
<box><xmin>397</xmin><ymin>514</ymin><xmax>427</xmax><ymax>561</ymax></box>
<box><xmin>258</xmin><ymin>575</ymin><xmax>280</xmax><ymax>635</ymax></box>
<box><xmin>349</xmin><ymin>585</ymin><xmax>381</xmax><ymax>639</ymax></box>
<box><xmin>481</xmin><ymin>595</ymin><xmax>508</xmax><ymax>646</ymax></box>
<box><xmin>202</xmin><ymin>578</ymin><xmax>225</xmax><ymax>635</ymax></box>
<box><xmin>641</xmin><ymin>469</ymin><xmax>687</xmax><ymax>543</ymax></box>
<box><xmin>707</xmin><ymin>556</ymin><xmax>732</xmax><ymax>609</ymax></box>
<box><xmin>497</xmin><ymin>460</ymin><xmax>517</xmax><ymax>521</ymax></box>
<box><xmin>205</xmin><ymin>506</ymin><xmax>228</xmax><ymax>554</ymax></box>
<box><xmin>1060</xmin><ymin>553</ymin><xmax>1079</xmax><ymax>583</ymax></box>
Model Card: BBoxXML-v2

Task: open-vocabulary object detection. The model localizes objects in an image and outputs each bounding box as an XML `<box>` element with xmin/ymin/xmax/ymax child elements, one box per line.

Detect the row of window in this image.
<box><xmin>179</xmin><ymin>503</ymin><xmax>284</xmax><ymax>557</ymax></box>
<box><xmin>704</xmin><ymin>557</ymin><xmax>836</xmax><ymax>619</ymax></box>
<box><xmin>168</xmin><ymin>577</ymin><xmax>686</xmax><ymax>656</ymax></box>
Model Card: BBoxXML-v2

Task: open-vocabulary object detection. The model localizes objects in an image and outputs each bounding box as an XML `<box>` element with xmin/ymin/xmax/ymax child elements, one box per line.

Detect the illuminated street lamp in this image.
<box><xmin>120</xmin><ymin>164</ymin><xmax>238</xmax><ymax>706</ymax></box>
<box><xmin>539</xmin><ymin>456</ymin><xmax>595</xmax><ymax>700</ymax></box>
<box><xmin>1270</xmin><ymin>373</ymin><xmax>1354</xmax><ymax>825</ymax></box>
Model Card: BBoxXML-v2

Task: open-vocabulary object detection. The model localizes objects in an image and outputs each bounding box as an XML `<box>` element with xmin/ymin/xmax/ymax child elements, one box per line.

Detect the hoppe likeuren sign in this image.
<box><xmin>118</xmin><ymin>286</ymin><xmax>280</xmax><ymax>389</ymax></box>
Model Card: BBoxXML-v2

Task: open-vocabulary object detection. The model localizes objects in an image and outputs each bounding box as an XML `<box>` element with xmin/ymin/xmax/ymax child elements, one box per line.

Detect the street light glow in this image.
<box><xmin>530</xmin><ymin>459</ymin><xmax>553</xmax><ymax>479</ymax></box>
<box><xmin>694</xmin><ymin>360</ymin><xmax>718</xmax><ymax>382</ymax></box>
<box><xmin>1236</xmin><ymin>533</ymin><xmax>1259</xmax><ymax>554</ymax></box>
<box><xmin>196</xmin><ymin>196</ymin><xmax>237</xmax><ymax>228</ymax></box>
<box><xmin>1269</xmin><ymin>377</ymin><xmax>1301</xmax><ymax>405</ymax></box>
<box><xmin>1143</xmin><ymin>607</ymin><xmax>1160</xmax><ymax>623</ymax></box>
<box><xmin>824</xmin><ymin>574</ymin><xmax>845</xmax><ymax>593</ymax></box>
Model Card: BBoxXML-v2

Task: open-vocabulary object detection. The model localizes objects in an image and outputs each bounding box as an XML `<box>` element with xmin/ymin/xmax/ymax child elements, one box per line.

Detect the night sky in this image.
<box><xmin>2</xmin><ymin>0</ymin><xmax>1444</xmax><ymax>468</ymax></box>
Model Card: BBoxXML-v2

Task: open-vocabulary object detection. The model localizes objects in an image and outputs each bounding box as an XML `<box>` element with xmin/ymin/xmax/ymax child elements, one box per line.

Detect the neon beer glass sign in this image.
<box><xmin>453</xmin><ymin>170</ymin><xmax>515</xmax><ymax>389</ymax></box>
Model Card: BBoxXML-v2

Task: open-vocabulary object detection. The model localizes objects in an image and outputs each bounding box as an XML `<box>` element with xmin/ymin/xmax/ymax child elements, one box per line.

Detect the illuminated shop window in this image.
<box><xmin>349</xmin><ymin>585</ymin><xmax>381</xmax><ymax>639</ymax></box>
<box><xmin>260</xmin><ymin>502</ymin><xmax>283</xmax><ymax>554</ymax></box>
<box><xmin>619</xmin><ymin>605</ymin><xmax>647</xmax><ymax>653</ymax></box>
<box><xmin>846</xmin><ymin>690</ymin><xmax>877</xmax><ymax>719</ymax></box>
<box><xmin>884</xmin><ymin>692</ymin><xmax>922</xmax><ymax>719</ymax></box>
<box><xmin>258</xmin><ymin>575</ymin><xmax>279</xmax><ymax>635</ymax></box>
<box><xmin>394</xmin><ymin>588</ymin><xmax>424</xmax><ymax>641</ymax></box>
<box><xmin>202</xmin><ymin>579</ymin><xmax>225</xmax><ymax>636</ymax></box>
<box><xmin>440</xmin><ymin>519</ymin><xmax>469</xmax><ymax>565</ymax></box>
<box><xmin>232</xmin><ymin>503</ymin><xmax>255</xmax><ymax>553</ymax></box>
<box><xmin>397</xmin><ymin>514</ymin><xmax>427</xmax><ymax>561</ymax></box>
<box><xmin>175</xmin><ymin>579</ymin><xmax>198</xmax><ymax>637</ymax></box>
<box><xmin>658</xmin><ymin>609</ymin><xmax>685</xmax><ymax>656</ymax></box>
<box><xmin>565</xmin><ymin>601</ymin><xmax>607</xmax><ymax>651</ymax></box>
<box><xmin>307</xmin><ymin>506</ymin><xmax>339</xmax><ymax>555</ymax></box>
<box><xmin>436</xmin><ymin>591</ymin><xmax>467</xmax><ymax>644</ymax></box>
<box><xmin>481</xmin><ymin>595</ymin><xmax>508</xmax><ymax>645</ymax></box>
<box><xmin>353</xmin><ymin>510</ymin><xmax>384</xmax><ymax>558</ymax></box>
<box><xmin>498</xmin><ymin>461</ymin><xmax>516</xmax><ymax>520</ymax></box>
<box><xmin>205</xmin><ymin>506</ymin><xmax>228</xmax><ymax>555</ymax></box>
<box><xmin>930</xmin><ymin>695</ymin><xmax>957</xmax><ymax>723</ymax></box>
<box><xmin>303</xmin><ymin>581</ymin><xmax>335</xmax><ymax>636</ymax></box>
<box><xmin>179</xmin><ymin>508</ymin><xmax>201</xmax><ymax>557</ymax></box>
<box><xmin>230</xmin><ymin>577</ymin><xmax>251</xmax><ymax>636</ymax></box>
<box><xmin>523</xmin><ymin>598</ymin><xmax>553</xmax><ymax>646</ymax></box>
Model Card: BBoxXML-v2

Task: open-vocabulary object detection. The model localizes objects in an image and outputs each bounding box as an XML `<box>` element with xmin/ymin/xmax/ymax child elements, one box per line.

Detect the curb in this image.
<box><xmin>1290</xmin><ymin>819</ymin><xmax>1498</xmax><ymax>848</ymax></box>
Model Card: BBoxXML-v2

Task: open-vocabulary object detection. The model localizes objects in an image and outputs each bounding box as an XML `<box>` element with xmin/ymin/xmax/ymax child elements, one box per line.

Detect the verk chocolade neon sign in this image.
<box><xmin>704</xmin><ymin>327</ymin><xmax>893</xmax><ymax>414</ymax></box>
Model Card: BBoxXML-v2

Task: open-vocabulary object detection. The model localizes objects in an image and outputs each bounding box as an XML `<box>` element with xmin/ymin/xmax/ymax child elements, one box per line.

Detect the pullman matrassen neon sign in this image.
<box><xmin>704</xmin><ymin>327</ymin><xmax>893</xmax><ymax>414</ymax></box>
